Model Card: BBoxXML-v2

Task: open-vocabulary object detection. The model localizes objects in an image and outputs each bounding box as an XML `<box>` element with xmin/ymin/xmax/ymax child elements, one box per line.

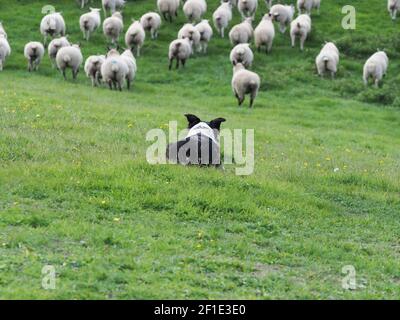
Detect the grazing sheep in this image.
<box><xmin>101</xmin><ymin>48</ymin><xmax>129</xmax><ymax>90</ymax></box>
<box><xmin>269</xmin><ymin>4</ymin><xmax>295</xmax><ymax>33</ymax></box>
<box><xmin>56</xmin><ymin>44</ymin><xmax>83</xmax><ymax>80</ymax></box>
<box><xmin>24</xmin><ymin>41</ymin><xmax>45</xmax><ymax>72</ymax></box>
<box><xmin>140</xmin><ymin>12</ymin><xmax>162</xmax><ymax>40</ymax></box>
<box><xmin>183</xmin><ymin>0</ymin><xmax>207</xmax><ymax>22</ymax></box>
<box><xmin>48</xmin><ymin>36</ymin><xmax>70</xmax><ymax>68</ymax></box>
<box><xmin>157</xmin><ymin>0</ymin><xmax>180</xmax><ymax>22</ymax></box>
<box><xmin>0</xmin><ymin>22</ymin><xmax>7</xmax><ymax>39</ymax></box>
<box><xmin>231</xmin><ymin>62</ymin><xmax>260</xmax><ymax>108</ymax></box>
<box><xmin>80</xmin><ymin>8</ymin><xmax>101</xmax><ymax>41</ymax></box>
<box><xmin>316</xmin><ymin>42</ymin><xmax>339</xmax><ymax>79</ymax></box>
<box><xmin>212</xmin><ymin>1</ymin><xmax>233</xmax><ymax>38</ymax></box>
<box><xmin>297</xmin><ymin>0</ymin><xmax>320</xmax><ymax>15</ymax></box>
<box><xmin>84</xmin><ymin>55</ymin><xmax>105</xmax><ymax>86</ymax></box>
<box><xmin>195</xmin><ymin>20</ymin><xmax>213</xmax><ymax>54</ymax></box>
<box><xmin>290</xmin><ymin>14</ymin><xmax>312</xmax><ymax>51</ymax></box>
<box><xmin>230</xmin><ymin>43</ymin><xmax>253</xmax><ymax>68</ymax></box>
<box><xmin>40</xmin><ymin>12</ymin><xmax>66</xmax><ymax>45</ymax></box>
<box><xmin>178</xmin><ymin>23</ymin><xmax>201</xmax><ymax>53</ymax></box>
<box><xmin>121</xmin><ymin>49</ymin><xmax>137</xmax><ymax>90</ymax></box>
<box><xmin>229</xmin><ymin>17</ymin><xmax>253</xmax><ymax>46</ymax></box>
<box><xmin>254</xmin><ymin>13</ymin><xmax>275</xmax><ymax>54</ymax></box>
<box><xmin>237</xmin><ymin>0</ymin><xmax>258</xmax><ymax>19</ymax></box>
<box><xmin>0</xmin><ymin>35</ymin><xmax>11</xmax><ymax>71</ymax></box>
<box><xmin>103</xmin><ymin>12</ymin><xmax>124</xmax><ymax>44</ymax></box>
<box><xmin>168</xmin><ymin>37</ymin><xmax>192</xmax><ymax>70</ymax></box>
<box><xmin>125</xmin><ymin>20</ymin><xmax>146</xmax><ymax>57</ymax></box>
<box><xmin>388</xmin><ymin>0</ymin><xmax>400</xmax><ymax>20</ymax></box>
<box><xmin>102</xmin><ymin>0</ymin><xmax>126</xmax><ymax>16</ymax></box>
<box><xmin>363</xmin><ymin>51</ymin><xmax>389</xmax><ymax>88</ymax></box>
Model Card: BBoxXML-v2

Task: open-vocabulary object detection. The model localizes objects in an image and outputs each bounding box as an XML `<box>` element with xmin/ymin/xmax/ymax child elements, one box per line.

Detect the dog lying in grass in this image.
<box><xmin>166</xmin><ymin>114</ymin><xmax>226</xmax><ymax>167</ymax></box>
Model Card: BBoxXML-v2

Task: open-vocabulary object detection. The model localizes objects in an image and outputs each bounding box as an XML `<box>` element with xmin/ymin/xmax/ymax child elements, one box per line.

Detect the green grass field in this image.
<box><xmin>0</xmin><ymin>0</ymin><xmax>400</xmax><ymax>299</ymax></box>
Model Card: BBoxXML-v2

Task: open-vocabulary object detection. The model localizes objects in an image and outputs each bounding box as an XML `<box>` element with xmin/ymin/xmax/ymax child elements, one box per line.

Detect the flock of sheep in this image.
<box><xmin>0</xmin><ymin>0</ymin><xmax>398</xmax><ymax>107</ymax></box>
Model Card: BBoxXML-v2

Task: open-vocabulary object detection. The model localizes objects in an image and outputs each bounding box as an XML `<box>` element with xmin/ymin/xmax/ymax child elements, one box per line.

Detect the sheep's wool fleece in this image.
<box><xmin>187</xmin><ymin>122</ymin><xmax>218</xmax><ymax>144</ymax></box>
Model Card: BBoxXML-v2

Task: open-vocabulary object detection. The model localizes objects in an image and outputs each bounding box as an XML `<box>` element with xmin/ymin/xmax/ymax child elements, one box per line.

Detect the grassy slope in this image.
<box><xmin>0</xmin><ymin>0</ymin><xmax>399</xmax><ymax>299</ymax></box>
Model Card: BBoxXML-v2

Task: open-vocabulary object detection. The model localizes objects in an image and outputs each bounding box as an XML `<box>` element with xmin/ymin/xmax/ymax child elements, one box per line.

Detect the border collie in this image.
<box><xmin>166</xmin><ymin>114</ymin><xmax>226</xmax><ymax>167</ymax></box>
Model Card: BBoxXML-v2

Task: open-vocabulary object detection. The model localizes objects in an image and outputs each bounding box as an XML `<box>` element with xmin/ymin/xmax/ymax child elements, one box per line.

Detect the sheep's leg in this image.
<box><xmin>168</xmin><ymin>58</ymin><xmax>173</xmax><ymax>70</ymax></box>
<box><xmin>249</xmin><ymin>96</ymin><xmax>255</xmax><ymax>108</ymax></box>
<box><xmin>169</xmin><ymin>13</ymin><xmax>173</xmax><ymax>23</ymax></box>
<box><xmin>267</xmin><ymin>40</ymin><xmax>273</xmax><ymax>53</ymax></box>
<box><xmin>127</xmin><ymin>78</ymin><xmax>131</xmax><ymax>90</ymax></box>
<box><xmin>300</xmin><ymin>35</ymin><xmax>307</xmax><ymax>51</ymax></box>
<box><xmin>108</xmin><ymin>80</ymin><xmax>113</xmax><ymax>90</ymax></box>
<box><xmin>136</xmin><ymin>47</ymin><xmax>140</xmax><ymax>57</ymax></box>
<box><xmin>374</xmin><ymin>78</ymin><xmax>380</xmax><ymax>88</ymax></box>
<box><xmin>176</xmin><ymin>59</ymin><xmax>180</xmax><ymax>69</ymax></box>
<box><xmin>291</xmin><ymin>35</ymin><xmax>295</xmax><ymax>48</ymax></box>
<box><xmin>162</xmin><ymin>12</ymin><xmax>168</xmax><ymax>21</ymax></box>
<box><xmin>220</xmin><ymin>28</ymin><xmax>224</xmax><ymax>38</ymax></box>
<box><xmin>203</xmin><ymin>43</ymin><xmax>208</xmax><ymax>54</ymax></box>
<box><xmin>81</xmin><ymin>0</ymin><xmax>84</xmax><ymax>9</ymax></box>
<box><xmin>86</xmin><ymin>31</ymin><xmax>90</xmax><ymax>41</ymax></box>
<box><xmin>331</xmin><ymin>71</ymin><xmax>335</xmax><ymax>80</ymax></box>
<box><xmin>280</xmin><ymin>23</ymin><xmax>286</xmax><ymax>34</ymax></box>
<box><xmin>62</xmin><ymin>69</ymin><xmax>66</xmax><ymax>80</ymax></box>
<box><xmin>91</xmin><ymin>76</ymin><xmax>96</xmax><ymax>87</ymax></box>
<box><xmin>28</xmin><ymin>61</ymin><xmax>32</xmax><ymax>72</ymax></box>
<box><xmin>181</xmin><ymin>59</ymin><xmax>186</xmax><ymax>68</ymax></box>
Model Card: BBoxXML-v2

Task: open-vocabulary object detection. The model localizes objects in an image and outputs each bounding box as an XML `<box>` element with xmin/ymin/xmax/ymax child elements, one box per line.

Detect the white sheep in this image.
<box><xmin>231</xmin><ymin>62</ymin><xmax>260</xmax><ymax>108</ymax></box>
<box><xmin>388</xmin><ymin>0</ymin><xmax>400</xmax><ymax>20</ymax></box>
<box><xmin>363</xmin><ymin>51</ymin><xmax>389</xmax><ymax>88</ymax></box>
<box><xmin>24</xmin><ymin>42</ymin><xmax>45</xmax><ymax>72</ymax></box>
<box><xmin>0</xmin><ymin>35</ymin><xmax>11</xmax><ymax>71</ymax></box>
<box><xmin>48</xmin><ymin>36</ymin><xmax>70</xmax><ymax>68</ymax></box>
<box><xmin>157</xmin><ymin>0</ymin><xmax>180</xmax><ymax>22</ymax></box>
<box><xmin>102</xmin><ymin>0</ymin><xmax>126</xmax><ymax>17</ymax></box>
<box><xmin>40</xmin><ymin>12</ymin><xmax>66</xmax><ymax>45</ymax></box>
<box><xmin>237</xmin><ymin>0</ymin><xmax>258</xmax><ymax>19</ymax></box>
<box><xmin>290</xmin><ymin>14</ymin><xmax>312</xmax><ymax>51</ymax></box>
<box><xmin>101</xmin><ymin>48</ymin><xmax>129</xmax><ymax>90</ymax></box>
<box><xmin>56</xmin><ymin>44</ymin><xmax>83</xmax><ymax>80</ymax></box>
<box><xmin>195</xmin><ymin>20</ymin><xmax>213</xmax><ymax>54</ymax></box>
<box><xmin>230</xmin><ymin>43</ymin><xmax>253</xmax><ymax>68</ymax></box>
<box><xmin>316</xmin><ymin>42</ymin><xmax>339</xmax><ymax>78</ymax></box>
<box><xmin>0</xmin><ymin>22</ymin><xmax>7</xmax><ymax>39</ymax></box>
<box><xmin>212</xmin><ymin>1</ymin><xmax>233</xmax><ymax>38</ymax></box>
<box><xmin>297</xmin><ymin>0</ymin><xmax>320</xmax><ymax>15</ymax></box>
<box><xmin>254</xmin><ymin>13</ymin><xmax>275</xmax><ymax>54</ymax></box>
<box><xmin>121</xmin><ymin>49</ymin><xmax>137</xmax><ymax>90</ymax></box>
<box><xmin>125</xmin><ymin>20</ymin><xmax>146</xmax><ymax>57</ymax></box>
<box><xmin>183</xmin><ymin>0</ymin><xmax>207</xmax><ymax>22</ymax></box>
<box><xmin>229</xmin><ymin>17</ymin><xmax>253</xmax><ymax>46</ymax></box>
<box><xmin>140</xmin><ymin>12</ymin><xmax>162</xmax><ymax>40</ymax></box>
<box><xmin>80</xmin><ymin>8</ymin><xmax>101</xmax><ymax>41</ymax></box>
<box><xmin>178</xmin><ymin>23</ymin><xmax>201</xmax><ymax>53</ymax></box>
<box><xmin>269</xmin><ymin>4</ymin><xmax>295</xmax><ymax>33</ymax></box>
<box><xmin>168</xmin><ymin>37</ymin><xmax>192</xmax><ymax>70</ymax></box>
<box><xmin>84</xmin><ymin>55</ymin><xmax>105</xmax><ymax>86</ymax></box>
<box><xmin>103</xmin><ymin>12</ymin><xmax>124</xmax><ymax>44</ymax></box>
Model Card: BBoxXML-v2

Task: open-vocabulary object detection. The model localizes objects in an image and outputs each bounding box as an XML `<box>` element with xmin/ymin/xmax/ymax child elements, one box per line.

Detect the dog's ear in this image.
<box><xmin>185</xmin><ymin>114</ymin><xmax>201</xmax><ymax>128</ymax></box>
<box><xmin>209</xmin><ymin>118</ymin><xmax>226</xmax><ymax>131</ymax></box>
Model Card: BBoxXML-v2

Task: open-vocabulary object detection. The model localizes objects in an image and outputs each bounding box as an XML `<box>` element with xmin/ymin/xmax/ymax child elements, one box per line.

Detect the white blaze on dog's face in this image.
<box><xmin>184</xmin><ymin>114</ymin><xmax>226</xmax><ymax>144</ymax></box>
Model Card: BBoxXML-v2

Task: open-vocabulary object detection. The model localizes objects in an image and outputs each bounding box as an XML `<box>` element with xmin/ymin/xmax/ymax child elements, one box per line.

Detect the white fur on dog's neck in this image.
<box><xmin>186</xmin><ymin>122</ymin><xmax>219</xmax><ymax>145</ymax></box>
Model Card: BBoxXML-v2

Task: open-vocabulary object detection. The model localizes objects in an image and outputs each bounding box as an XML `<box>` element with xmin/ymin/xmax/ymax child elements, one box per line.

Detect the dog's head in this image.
<box><xmin>185</xmin><ymin>114</ymin><xmax>226</xmax><ymax>132</ymax></box>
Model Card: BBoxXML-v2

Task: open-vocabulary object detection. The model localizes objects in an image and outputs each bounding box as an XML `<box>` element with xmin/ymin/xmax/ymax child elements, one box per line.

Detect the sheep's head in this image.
<box><xmin>232</xmin><ymin>62</ymin><xmax>245</xmax><ymax>73</ymax></box>
<box><xmin>106</xmin><ymin>48</ymin><xmax>120</xmax><ymax>57</ymax></box>
<box><xmin>113</xmin><ymin>12</ymin><xmax>123</xmax><ymax>20</ymax></box>
<box><xmin>264</xmin><ymin>13</ymin><xmax>273</xmax><ymax>21</ymax></box>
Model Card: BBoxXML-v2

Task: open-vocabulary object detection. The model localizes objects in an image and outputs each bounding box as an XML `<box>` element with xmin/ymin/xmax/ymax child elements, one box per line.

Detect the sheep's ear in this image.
<box><xmin>185</xmin><ymin>114</ymin><xmax>201</xmax><ymax>128</ymax></box>
<box><xmin>232</xmin><ymin>60</ymin><xmax>237</xmax><ymax>66</ymax></box>
<box><xmin>209</xmin><ymin>118</ymin><xmax>226</xmax><ymax>131</ymax></box>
